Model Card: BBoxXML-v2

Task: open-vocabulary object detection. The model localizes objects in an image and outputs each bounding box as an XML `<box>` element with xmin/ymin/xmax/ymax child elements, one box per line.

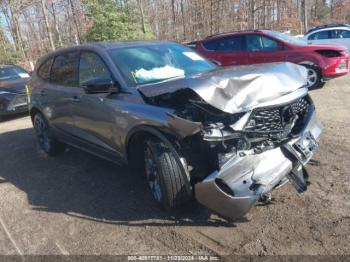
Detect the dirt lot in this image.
<box><xmin>0</xmin><ymin>75</ymin><xmax>349</xmax><ymax>256</ymax></box>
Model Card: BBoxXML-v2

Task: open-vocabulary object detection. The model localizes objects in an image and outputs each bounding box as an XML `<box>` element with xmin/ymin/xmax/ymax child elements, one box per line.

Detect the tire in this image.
<box><xmin>33</xmin><ymin>113</ymin><xmax>66</xmax><ymax>156</ymax></box>
<box><xmin>143</xmin><ymin>139</ymin><xmax>192</xmax><ymax>210</ymax></box>
<box><xmin>302</xmin><ymin>64</ymin><xmax>325</xmax><ymax>90</ymax></box>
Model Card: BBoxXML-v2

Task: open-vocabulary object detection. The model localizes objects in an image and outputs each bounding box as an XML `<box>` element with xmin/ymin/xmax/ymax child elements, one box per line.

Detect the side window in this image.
<box><xmin>341</xmin><ymin>30</ymin><xmax>350</xmax><ymax>38</ymax></box>
<box><xmin>260</xmin><ymin>36</ymin><xmax>279</xmax><ymax>51</ymax></box>
<box><xmin>308</xmin><ymin>30</ymin><xmax>330</xmax><ymax>40</ymax></box>
<box><xmin>332</xmin><ymin>29</ymin><xmax>350</xmax><ymax>39</ymax></box>
<box><xmin>202</xmin><ymin>39</ymin><xmax>220</xmax><ymax>51</ymax></box>
<box><xmin>218</xmin><ymin>36</ymin><xmax>243</xmax><ymax>51</ymax></box>
<box><xmin>245</xmin><ymin>35</ymin><xmax>278</xmax><ymax>51</ymax></box>
<box><xmin>79</xmin><ymin>52</ymin><xmax>112</xmax><ymax>86</ymax></box>
<box><xmin>51</xmin><ymin>52</ymin><xmax>79</xmax><ymax>86</ymax></box>
<box><xmin>203</xmin><ymin>36</ymin><xmax>243</xmax><ymax>51</ymax></box>
<box><xmin>38</xmin><ymin>58</ymin><xmax>53</xmax><ymax>81</ymax></box>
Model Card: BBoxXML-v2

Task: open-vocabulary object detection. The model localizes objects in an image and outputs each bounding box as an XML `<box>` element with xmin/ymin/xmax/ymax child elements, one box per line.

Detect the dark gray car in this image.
<box><xmin>0</xmin><ymin>65</ymin><xmax>30</xmax><ymax>121</ymax></box>
<box><xmin>27</xmin><ymin>41</ymin><xmax>322</xmax><ymax>221</ymax></box>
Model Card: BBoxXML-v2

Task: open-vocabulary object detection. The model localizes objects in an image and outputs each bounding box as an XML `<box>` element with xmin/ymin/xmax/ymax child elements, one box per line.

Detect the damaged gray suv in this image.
<box><xmin>27</xmin><ymin>41</ymin><xmax>322</xmax><ymax>221</ymax></box>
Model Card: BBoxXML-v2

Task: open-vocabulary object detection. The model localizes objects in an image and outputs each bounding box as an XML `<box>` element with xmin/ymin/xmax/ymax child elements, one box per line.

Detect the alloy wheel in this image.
<box><xmin>144</xmin><ymin>145</ymin><xmax>162</xmax><ymax>202</ymax></box>
<box><xmin>306</xmin><ymin>68</ymin><xmax>318</xmax><ymax>87</ymax></box>
<box><xmin>34</xmin><ymin>115</ymin><xmax>51</xmax><ymax>152</ymax></box>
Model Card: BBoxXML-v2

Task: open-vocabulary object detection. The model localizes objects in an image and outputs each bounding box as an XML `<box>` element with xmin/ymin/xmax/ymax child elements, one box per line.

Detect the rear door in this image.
<box><xmin>200</xmin><ymin>35</ymin><xmax>248</xmax><ymax>66</ymax></box>
<box><xmin>244</xmin><ymin>34</ymin><xmax>286</xmax><ymax>64</ymax></box>
<box><xmin>44</xmin><ymin>51</ymin><xmax>80</xmax><ymax>135</ymax></box>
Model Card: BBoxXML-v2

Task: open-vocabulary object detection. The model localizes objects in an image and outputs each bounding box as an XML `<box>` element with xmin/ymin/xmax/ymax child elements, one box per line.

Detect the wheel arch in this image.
<box><xmin>298</xmin><ymin>60</ymin><xmax>317</xmax><ymax>66</ymax></box>
<box><xmin>125</xmin><ymin>125</ymin><xmax>192</xmax><ymax>193</ymax></box>
<box><xmin>29</xmin><ymin>107</ymin><xmax>42</xmax><ymax>123</ymax></box>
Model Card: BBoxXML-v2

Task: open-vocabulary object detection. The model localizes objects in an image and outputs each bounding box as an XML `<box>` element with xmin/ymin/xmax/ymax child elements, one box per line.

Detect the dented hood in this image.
<box><xmin>138</xmin><ymin>62</ymin><xmax>308</xmax><ymax>114</ymax></box>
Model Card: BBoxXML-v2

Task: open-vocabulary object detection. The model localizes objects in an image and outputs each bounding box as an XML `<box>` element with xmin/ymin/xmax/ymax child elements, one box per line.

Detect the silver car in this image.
<box><xmin>27</xmin><ymin>41</ymin><xmax>322</xmax><ymax>221</ymax></box>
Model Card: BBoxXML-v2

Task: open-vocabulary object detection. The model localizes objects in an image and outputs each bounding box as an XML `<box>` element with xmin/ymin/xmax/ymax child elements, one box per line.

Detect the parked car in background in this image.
<box><xmin>0</xmin><ymin>65</ymin><xmax>30</xmax><ymax>121</ymax></box>
<box><xmin>27</xmin><ymin>41</ymin><xmax>322</xmax><ymax>221</ymax></box>
<box><xmin>194</xmin><ymin>30</ymin><xmax>349</xmax><ymax>89</ymax></box>
<box><xmin>303</xmin><ymin>24</ymin><xmax>350</xmax><ymax>50</ymax></box>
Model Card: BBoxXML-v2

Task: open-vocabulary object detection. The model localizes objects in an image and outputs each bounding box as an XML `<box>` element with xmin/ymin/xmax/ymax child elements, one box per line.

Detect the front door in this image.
<box><xmin>245</xmin><ymin>34</ymin><xmax>286</xmax><ymax>64</ymax></box>
<box><xmin>70</xmin><ymin>51</ymin><xmax>122</xmax><ymax>157</ymax></box>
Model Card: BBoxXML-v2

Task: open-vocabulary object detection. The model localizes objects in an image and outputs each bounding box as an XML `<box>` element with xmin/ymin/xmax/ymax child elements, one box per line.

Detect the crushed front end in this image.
<box><xmin>192</xmin><ymin>90</ymin><xmax>322</xmax><ymax>220</ymax></box>
<box><xmin>140</xmin><ymin>62</ymin><xmax>322</xmax><ymax>220</ymax></box>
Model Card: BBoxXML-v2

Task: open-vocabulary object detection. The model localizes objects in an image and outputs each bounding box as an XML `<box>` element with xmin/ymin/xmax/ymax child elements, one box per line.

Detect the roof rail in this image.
<box><xmin>306</xmin><ymin>24</ymin><xmax>350</xmax><ymax>34</ymax></box>
<box><xmin>204</xmin><ymin>29</ymin><xmax>262</xmax><ymax>39</ymax></box>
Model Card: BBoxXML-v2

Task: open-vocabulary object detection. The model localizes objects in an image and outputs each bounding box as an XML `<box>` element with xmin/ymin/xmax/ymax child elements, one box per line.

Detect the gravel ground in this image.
<box><xmin>0</xmin><ymin>75</ymin><xmax>349</xmax><ymax>256</ymax></box>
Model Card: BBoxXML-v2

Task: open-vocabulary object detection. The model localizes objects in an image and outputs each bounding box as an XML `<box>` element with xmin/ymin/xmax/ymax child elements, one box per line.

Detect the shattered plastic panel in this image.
<box><xmin>139</xmin><ymin>62</ymin><xmax>308</xmax><ymax>114</ymax></box>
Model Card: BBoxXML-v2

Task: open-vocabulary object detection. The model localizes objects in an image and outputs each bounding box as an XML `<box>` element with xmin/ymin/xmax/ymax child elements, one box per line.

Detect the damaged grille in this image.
<box><xmin>244</xmin><ymin>96</ymin><xmax>310</xmax><ymax>139</ymax></box>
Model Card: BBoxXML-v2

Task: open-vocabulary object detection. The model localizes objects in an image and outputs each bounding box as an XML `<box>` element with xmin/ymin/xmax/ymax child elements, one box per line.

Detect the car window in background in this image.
<box><xmin>51</xmin><ymin>52</ymin><xmax>79</xmax><ymax>86</ymax></box>
<box><xmin>79</xmin><ymin>52</ymin><xmax>112</xmax><ymax>86</ymax></box>
<box><xmin>308</xmin><ymin>30</ymin><xmax>330</xmax><ymax>40</ymax></box>
<box><xmin>265</xmin><ymin>31</ymin><xmax>307</xmax><ymax>46</ymax></box>
<box><xmin>38</xmin><ymin>58</ymin><xmax>53</xmax><ymax>81</ymax></box>
<box><xmin>0</xmin><ymin>66</ymin><xmax>30</xmax><ymax>82</ymax></box>
<box><xmin>108</xmin><ymin>43</ymin><xmax>216</xmax><ymax>86</ymax></box>
<box><xmin>331</xmin><ymin>29</ymin><xmax>350</xmax><ymax>39</ymax></box>
<box><xmin>203</xmin><ymin>36</ymin><xmax>244</xmax><ymax>51</ymax></box>
<box><xmin>245</xmin><ymin>35</ymin><xmax>278</xmax><ymax>51</ymax></box>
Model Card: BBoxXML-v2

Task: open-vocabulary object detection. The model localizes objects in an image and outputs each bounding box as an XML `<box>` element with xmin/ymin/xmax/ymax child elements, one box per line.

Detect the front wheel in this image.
<box><xmin>33</xmin><ymin>113</ymin><xmax>66</xmax><ymax>156</ymax></box>
<box><xmin>143</xmin><ymin>139</ymin><xmax>192</xmax><ymax>210</ymax></box>
<box><xmin>302</xmin><ymin>64</ymin><xmax>325</xmax><ymax>90</ymax></box>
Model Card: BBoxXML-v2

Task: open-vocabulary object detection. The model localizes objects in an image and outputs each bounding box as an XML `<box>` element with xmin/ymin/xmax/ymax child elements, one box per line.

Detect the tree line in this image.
<box><xmin>0</xmin><ymin>0</ymin><xmax>349</xmax><ymax>69</ymax></box>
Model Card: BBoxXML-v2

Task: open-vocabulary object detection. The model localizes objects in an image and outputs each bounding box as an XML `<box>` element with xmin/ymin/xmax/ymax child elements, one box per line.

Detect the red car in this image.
<box><xmin>194</xmin><ymin>30</ymin><xmax>349</xmax><ymax>89</ymax></box>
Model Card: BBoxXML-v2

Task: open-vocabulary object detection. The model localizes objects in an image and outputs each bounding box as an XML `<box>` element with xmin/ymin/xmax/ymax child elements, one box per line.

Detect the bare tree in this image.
<box><xmin>40</xmin><ymin>0</ymin><xmax>55</xmax><ymax>51</ymax></box>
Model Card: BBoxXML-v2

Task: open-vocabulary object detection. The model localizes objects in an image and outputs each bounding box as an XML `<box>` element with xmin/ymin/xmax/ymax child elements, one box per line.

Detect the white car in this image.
<box><xmin>303</xmin><ymin>24</ymin><xmax>350</xmax><ymax>50</ymax></box>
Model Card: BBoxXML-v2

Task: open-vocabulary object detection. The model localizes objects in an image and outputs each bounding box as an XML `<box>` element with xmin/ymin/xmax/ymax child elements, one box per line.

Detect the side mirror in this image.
<box><xmin>81</xmin><ymin>77</ymin><xmax>119</xmax><ymax>94</ymax></box>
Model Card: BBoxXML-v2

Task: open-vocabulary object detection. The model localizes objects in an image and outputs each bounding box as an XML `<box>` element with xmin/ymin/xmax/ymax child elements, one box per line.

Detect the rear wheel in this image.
<box><xmin>303</xmin><ymin>64</ymin><xmax>325</xmax><ymax>89</ymax></box>
<box><xmin>33</xmin><ymin>113</ymin><xmax>65</xmax><ymax>156</ymax></box>
<box><xmin>143</xmin><ymin>139</ymin><xmax>192</xmax><ymax>210</ymax></box>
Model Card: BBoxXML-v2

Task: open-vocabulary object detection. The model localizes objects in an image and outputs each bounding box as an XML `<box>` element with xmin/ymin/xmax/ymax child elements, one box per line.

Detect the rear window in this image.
<box><xmin>38</xmin><ymin>58</ymin><xmax>53</xmax><ymax>81</ymax></box>
<box><xmin>308</xmin><ymin>30</ymin><xmax>330</xmax><ymax>40</ymax></box>
<box><xmin>51</xmin><ymin>52</ymin><xmax>79</xmax><ymax>86</ymax></box>
<box><xmin>203</xmin><ymin>36</ymin><xmax>243</xmax><ymax>51</ymax></box>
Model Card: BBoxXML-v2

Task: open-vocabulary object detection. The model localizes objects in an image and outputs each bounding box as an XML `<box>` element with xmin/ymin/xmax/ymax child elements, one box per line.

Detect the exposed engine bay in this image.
<box><xmin>145</xmin><ymin>88</ymin><xmax>313</xmax><ymax>183</ymax></box>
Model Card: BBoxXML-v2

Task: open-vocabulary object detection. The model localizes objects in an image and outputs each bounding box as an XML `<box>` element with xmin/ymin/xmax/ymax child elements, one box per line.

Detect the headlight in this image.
<box><xmin>0</xmin><ymin>90</ymin><xmax>11</xmax><ymax>95</ymax></box>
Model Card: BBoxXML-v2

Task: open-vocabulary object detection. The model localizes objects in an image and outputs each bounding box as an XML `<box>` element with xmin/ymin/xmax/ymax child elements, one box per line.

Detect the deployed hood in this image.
<box><xmin>0</xmin><ymin>78</ymin><xmax>28</xmax><ymax>94</ymax></box>
<box><xmin>139</xmin><ymin>62</ymin><xmax>308</xmax><ymax>114</ymax></box>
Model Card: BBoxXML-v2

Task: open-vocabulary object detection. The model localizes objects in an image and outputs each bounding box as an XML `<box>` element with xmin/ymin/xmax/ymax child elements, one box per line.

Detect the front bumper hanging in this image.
<box><xmin>195</xmin><ymin>108</ymin><xmax>322</xmax><ymax>221</ymax></box>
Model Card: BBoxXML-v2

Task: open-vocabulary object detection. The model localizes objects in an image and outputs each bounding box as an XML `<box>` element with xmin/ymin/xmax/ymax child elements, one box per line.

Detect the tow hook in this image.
<box><xmin>259</xmin><ymin>193</ymin><xmax>272</xmax><ymax>205</ymax></box>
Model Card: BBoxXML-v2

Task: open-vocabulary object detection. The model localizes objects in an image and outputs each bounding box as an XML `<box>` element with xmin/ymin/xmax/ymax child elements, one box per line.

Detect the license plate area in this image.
<box><xmin>289</xmin><ymin>132</ymin><xmax>318</xmax><ymax>165</ymax></box>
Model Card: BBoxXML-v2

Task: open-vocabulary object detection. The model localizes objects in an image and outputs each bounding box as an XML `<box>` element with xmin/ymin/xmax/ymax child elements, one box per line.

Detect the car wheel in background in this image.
<box><xmin>143</xmin><ymin>139</ymin><xmax>192</xmax><ymax>210</ymax></box>
<box><xmin>302</xmin><ymin>64</ymin><xmax>325</xmax><ymax>90</ymax></box>
<box><xmin>33</xmin><ymin>113</ymin><xmax>66</xmax><ymax>156</ymax></box>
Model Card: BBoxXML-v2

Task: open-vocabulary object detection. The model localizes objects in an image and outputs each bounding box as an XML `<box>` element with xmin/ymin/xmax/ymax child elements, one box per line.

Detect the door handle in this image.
<box><xmin>71</xmin><ymin>96</ymin><xmax>81</xmax><ymax>102</ymax></box>
<box><xmin>39</xmin><ymin>90</ymin><xmax>46</xmax><ymax>96</ymax></box>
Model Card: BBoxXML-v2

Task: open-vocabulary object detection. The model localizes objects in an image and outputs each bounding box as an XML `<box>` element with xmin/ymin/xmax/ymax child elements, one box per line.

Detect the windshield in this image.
<box><xmin>108</xmin><ymin>43</ymin><xmax>216</xmax><ymax>85</ymax></box>
<box><xmin>0</xmin><ymin>66</ymin><xmax>30</xmax><ymax>82</ymax></box>
<box><xmin>265</xmin><ymin>31</ymin><xmax>307</xmax><ymax>46</ymax></box>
